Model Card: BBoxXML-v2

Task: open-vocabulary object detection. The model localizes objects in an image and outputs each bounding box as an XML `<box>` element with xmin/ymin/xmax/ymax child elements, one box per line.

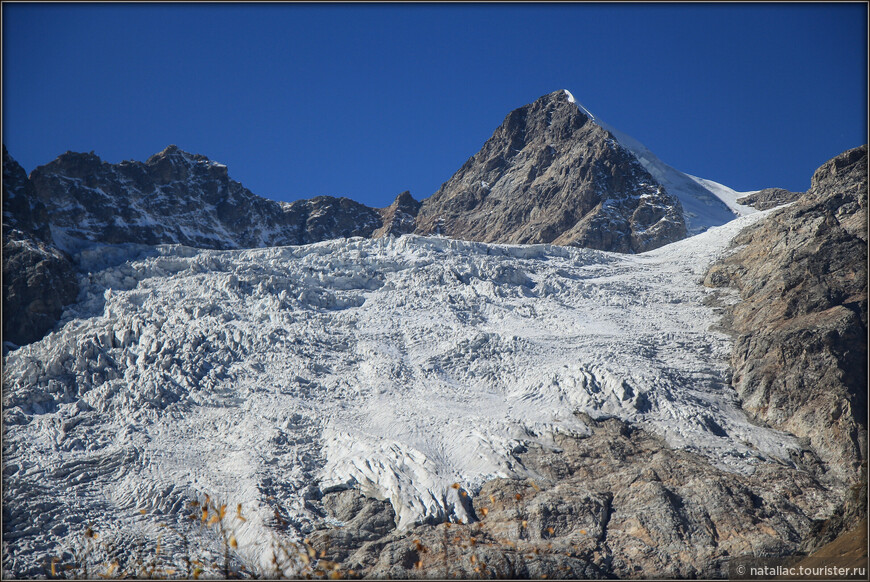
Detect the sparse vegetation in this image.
<box><xmin>41</xmin><ymin>483</ymin><xmax>596</xmax><ymax>580</ymax></box>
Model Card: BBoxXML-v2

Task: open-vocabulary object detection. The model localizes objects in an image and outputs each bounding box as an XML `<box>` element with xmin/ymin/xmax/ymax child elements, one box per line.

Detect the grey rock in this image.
<box><xmin>413</xmin><ymin>90</ymin><xmax>687</xmax><ymax>252</ymax></box>
<box><xmin>310</xmin><ymin>417</ymin><xmax>840</xmax><ymax>579</ymax></box>
<box><xmin>737</xmin><ymin>187</ymin><xmax>803</xmax><ymax>210</ymax></box>
<box><xmin>27</xmin><ymin>145</ymin><xmax>383</xmax><ymax>252</ymax></box>
<box><xmin>307</xmin><ymin>489</ymin><xmax>397</xmax><ymax>563</ymax></box>
<box><xmin>2</xmin><ymin>237</ymin><xmax>79</xmax><ymax>348</ymax></box>
<box><xmin>281</xmin><ymin>195</ymin><xmax>384</xmax><ymax>245</ymax></box>
<box><xmin>704</xmin><ymin>145</ymin><xmax>867</xmax><ymax>488</ymax></box>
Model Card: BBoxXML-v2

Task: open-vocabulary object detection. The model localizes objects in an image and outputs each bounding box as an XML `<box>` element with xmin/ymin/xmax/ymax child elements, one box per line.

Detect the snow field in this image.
<box><xmin>3</xmin><ymin>215</ymin><xmax>801</xmax><ymax>575</ymax></box>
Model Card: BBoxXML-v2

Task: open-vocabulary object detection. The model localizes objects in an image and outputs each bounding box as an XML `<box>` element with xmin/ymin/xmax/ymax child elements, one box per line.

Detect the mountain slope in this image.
<box><xmin>705</xmin><ymin>145</ymin><xmax>867</xmax><ymax>487</ymax></box>
<box><xmin>414</xmin><ymin>90</ymin><xmax>687</xmax><ymax>252</ymax></box>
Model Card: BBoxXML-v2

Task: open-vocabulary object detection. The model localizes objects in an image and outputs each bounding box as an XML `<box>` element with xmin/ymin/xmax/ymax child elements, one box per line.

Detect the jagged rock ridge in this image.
<box><xmin>27</xmin><ymin>145</ymin><xmax>391</xmax><ymax>252</ymax></box>
<box><xmin>413</xmin><ymin>90</ymin><xmax>688</xmax><ymax>252</ymax></box>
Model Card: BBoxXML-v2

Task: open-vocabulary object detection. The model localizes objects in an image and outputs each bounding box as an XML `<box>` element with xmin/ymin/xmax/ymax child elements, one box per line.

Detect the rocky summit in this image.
<box><xmin>413</xmin><ymin>90</ymin><xmax>688</xmax><ymax>252</ymax></box>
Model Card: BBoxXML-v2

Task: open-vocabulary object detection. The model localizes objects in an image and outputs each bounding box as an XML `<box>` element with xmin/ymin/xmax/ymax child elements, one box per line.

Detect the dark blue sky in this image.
<box><xmin>3</xmin><ymin>2</ymin><xmax>867</xmax><ymax>207</ymax></box>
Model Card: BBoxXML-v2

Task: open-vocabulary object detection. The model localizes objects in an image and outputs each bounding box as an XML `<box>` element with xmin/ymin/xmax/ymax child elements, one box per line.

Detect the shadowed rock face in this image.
<box><xmin>705</xmin><ymin>144</ymin><xmax>867</xmax><ymax>489</ymax></box>
<box><xmin>308</xmin><ymin>417</ymin><xmax>838</xmax><ymax>579</ymax></box>
<box><xmin>3</xmin><ymin>146</ymin><xmax>51</xmax><ymax>242</ymax></box>
<box><xmin>413</xmin><ymin>90</ymin><xmax>687</xmax><ymax>252</ymax></box>
<box><xmin>3</xmin><ymin>147</ymin><xmax>79</xmax><ymax>347</ymax></box>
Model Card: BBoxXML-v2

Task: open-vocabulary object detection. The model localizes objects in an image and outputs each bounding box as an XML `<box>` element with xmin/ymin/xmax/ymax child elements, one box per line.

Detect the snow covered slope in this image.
<box><xmin>2</xmin><ymin>214</ymin><xmax>800</xmax><ymax>577</ymax></box>
<box><xmin>563</xmin><ymin>90</ymin><xmax>758</xmax><ymax>234</ymax></box>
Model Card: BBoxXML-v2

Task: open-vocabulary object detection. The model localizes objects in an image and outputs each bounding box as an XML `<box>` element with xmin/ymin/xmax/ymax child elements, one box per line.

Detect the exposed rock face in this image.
<box><xmin>3</xmin><ymin>147</ymin><xmax>79</xmax><ymax>347</ymax></box>
<box><xmin>29</xmin><ymin>146</ymin><xmax>303</xmax><ymax>251</ymax></box>
<box><xmin>2</xmin><ymin>238</ymin><xmax>79</xmax><ymax>348</ymax></box>
<box><xmin>737</xmin><ymin>187</ymin><xmax>803</xmax><ymax>210</ymax></box>
<box><xmin>3</xmin><ymin>146</ymin><xmax>51</xmax><ymax>242</ymax></box>
<box><xmin>27</xmin><ymin>146</ymin><xmax>385</xmax><ymax>252</ymax></box>
<box><xmin>280</xmin><ymin>195</ymin><xmax>384</xmax><ymax>244</ymax></box>
<box><xmin>704</xmin><ymin>145</ymin><xmax>867</xmax><ymax>489</ymax></box>
<box><xmin>413</xmin><ymin>90</ymin><xmax>687</xmax><ymax>252</ymax></box>
<box><xmin>310</xmin><ymin>417</ymin><xmax>837</xmax><ymax>579</ymax></box>
<box><xmin>373</xmin><ymin>191</ymin><xmax>421</xmax><ymax>238</ymax></box>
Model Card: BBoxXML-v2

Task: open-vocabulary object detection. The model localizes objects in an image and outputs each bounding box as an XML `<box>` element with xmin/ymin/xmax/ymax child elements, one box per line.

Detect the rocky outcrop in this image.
<box><xmin>704</xmin><ymin>145</ymin><xmax>867</xmax><ymax>490</ymax></box>
<box><xmin>736</xmin><ymin>187</ymin><xmax>803</xmax><ymax>210</ymax></box>
<box><xmin>373</xmin><ymin>191</ymin><xmax>421</xmax><ymax>238</ymax></box>
<box><xmin>413</xmin><ymin>90</ymin><xmax>687</xmax><ymax>252</ymax></box>
<box><xmin>3</xmin><ymin>146</ymin><xmax>51</xmax><ymax>242</ymax></box>
<box><xmin>309</xmin><ymin>417</ymin><xmax>838</xmax><ymax>579</ymax></box>
<box><xmin>3</xmin><ymin>147</ymin><xmax>79</xmax><ymax>347</ymax></box>
<box><xmin>280</xmin><ymin>196</ymin><xmax>384</xmax><ymax>244</ymax></box>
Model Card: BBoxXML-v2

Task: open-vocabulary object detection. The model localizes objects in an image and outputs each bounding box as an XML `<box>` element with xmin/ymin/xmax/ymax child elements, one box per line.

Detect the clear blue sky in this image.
<box><xmin>3</xmin><ymin>2</ymin><xmax>867</xmax><ymax>207</ymax></box>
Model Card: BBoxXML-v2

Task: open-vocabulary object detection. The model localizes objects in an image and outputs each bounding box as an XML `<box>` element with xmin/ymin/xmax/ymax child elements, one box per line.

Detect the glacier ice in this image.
<box><xmin>2</xmin><ymin>212</ymin><xmax>801</xmax><ymax>576</ymax></box>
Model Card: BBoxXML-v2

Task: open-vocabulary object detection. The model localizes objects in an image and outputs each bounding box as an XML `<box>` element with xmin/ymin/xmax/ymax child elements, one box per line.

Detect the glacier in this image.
<box><xmin>2</xmin><ymin>211</ymin><xmax>804</xmax><ymax>576</ymax></box>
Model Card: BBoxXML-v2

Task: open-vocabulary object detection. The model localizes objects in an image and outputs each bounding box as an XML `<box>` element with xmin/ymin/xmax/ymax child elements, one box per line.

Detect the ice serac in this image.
<box><xmin>2</xmin><ymin>146</ymin><xmax>79</xmax><ymax>347</ymax></box>
<box><xmin>413</xmin><ymin>90</ymin><xmax>688</xmax><ymax>253</ymax></box>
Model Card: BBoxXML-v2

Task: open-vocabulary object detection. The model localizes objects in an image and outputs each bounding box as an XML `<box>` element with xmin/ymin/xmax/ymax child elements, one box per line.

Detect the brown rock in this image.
<box><xmin>704</xmin><ymin>145</ymin><xmax>867</xmax><ymax>488</ymax></box>
<box><xmin>309</xmin><ymin>417</ymin><xmax>839</xmax><ymax>579</ymax></box>
<box><xmin>737</xmin><ymin>187</ymin><xmax>803</xmax><ymax>210</ymax></box>
<box><xmin>413</xmin><ymin>90</ymin><xmax>686</xmax><ymax>252</ymax></box>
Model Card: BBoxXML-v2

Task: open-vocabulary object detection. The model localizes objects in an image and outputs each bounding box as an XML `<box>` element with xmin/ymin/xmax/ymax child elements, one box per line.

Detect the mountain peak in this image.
<box><xmin>392</xmin><ymin>190</ymin><xmax>418</xmax><ymax>207</ymax></box>
<box><xmin>146</xmin><ymin>144</ymin><xmax>224</xmax><ymax>169</ymax></box>
<box><xmin>414</xmin><ymin>91</ymin><xmax>686</xmax><ymax>251</ymax></box>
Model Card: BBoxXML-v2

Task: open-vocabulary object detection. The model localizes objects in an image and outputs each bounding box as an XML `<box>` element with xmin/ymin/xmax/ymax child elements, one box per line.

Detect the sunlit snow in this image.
<box><xmin>3</xmin><ymin>212</ymin><xmax>801</xmax><ymax>574</ymax></box>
